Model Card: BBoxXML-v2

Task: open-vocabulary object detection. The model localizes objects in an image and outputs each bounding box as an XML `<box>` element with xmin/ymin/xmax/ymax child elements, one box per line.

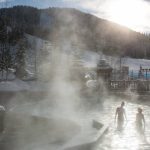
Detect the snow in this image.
<box><xmin>0</xmin><ymin>33</ymin><xmax>149</xmax><ymax>92</ymax></box>
<box><xmin>0</xmin><ymin>57</ymin><xmax>149</xmax><ymax>92</ymax></box>
<box><xmin>82</xmin><ymin>50</ymin><xmax>150</xmax><ymax>71</ymax></box>
<box><xmin>0</xmin><ymin>79</ymin><xmax>50</xmax><ymax>92</ymax></box>
<box><xmin>25</xmin><ymin>33</ymin><xmax>53</xmax><ymax>76</ymax></box>
<box><xmin>25</xmin><ymin>34</ymin><xmax>148</xmax><ymax>72</ymax></box>
<box><xmin>121</xmin><ymin>57</ymin><xmax>150</xmax><ymax>71</ymax></box>
<box><xmin>0</xmin><ymin>70</ymin><xmax>15</xmax><ymax>80</ymax></box>
<box><xmin>0</xmin><ymin>79</ymin><xmax>29</xmax><ymax>92</ymax></box>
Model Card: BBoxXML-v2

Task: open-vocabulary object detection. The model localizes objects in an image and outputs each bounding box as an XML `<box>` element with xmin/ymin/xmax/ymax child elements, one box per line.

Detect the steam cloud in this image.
<box><xmin>1</xmin><ymin>7</ymin><xmax>143</xmax><ymax>150</ymax></box>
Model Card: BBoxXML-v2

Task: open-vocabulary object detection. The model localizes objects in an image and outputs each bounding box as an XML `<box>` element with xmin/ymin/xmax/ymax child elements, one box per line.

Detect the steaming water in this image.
<box><xmin>0</xmin><ymin>97</ymin><xmax>100</xmax><ymax>150</ymax></box>
<box><xmin>1</xmin><ymin>94</ymin><xmax>150</xmax><ymax>150</ymax></box>
<box><xmin>95</xmin><ymin>99</ymin><xmax>150</xmax><ymax>150</ymax></box>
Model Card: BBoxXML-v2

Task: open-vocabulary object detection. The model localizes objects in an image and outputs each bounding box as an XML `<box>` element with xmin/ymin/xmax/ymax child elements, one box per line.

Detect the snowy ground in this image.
<box><xmin>0</xmin><ymin>79</ymin><xmax>50</xmax><ymax>92</ymax></box>
<box><xmin>25</xmin><ymin>34</ymin><xmax>150</xmax><ymax>72</ymax></box>
<box><xmin>82</xmin><ymin>51</ymin><xmax>150</xmax><ymax>71</ymax></box>
<box><xmin>0</xmin><ymin>34</ymin><xmax>149</xmax><ymax>91</ymax></box>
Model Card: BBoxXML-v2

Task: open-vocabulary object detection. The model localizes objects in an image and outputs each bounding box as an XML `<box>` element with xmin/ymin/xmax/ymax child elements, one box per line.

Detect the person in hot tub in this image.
<box><xmin>115</xmin><ymin>101</ymin><xmax>127</xmax><ymax>131</ymax></box>
<box><xmin>135</xmin><ymin>107</ymin><xmax>145</xmax><ymax>134</ymax></box>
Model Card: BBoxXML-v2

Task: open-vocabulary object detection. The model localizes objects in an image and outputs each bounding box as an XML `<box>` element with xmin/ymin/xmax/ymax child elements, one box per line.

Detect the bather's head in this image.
<box><xmin>138</xmin><ymin>107</ymin><xmax>142</xmax><ymax>113</ymax></box>
<box><xmin>121</xmin><ymin>101</ymin><xmax>125</xmax><ymax>107</ymax></box>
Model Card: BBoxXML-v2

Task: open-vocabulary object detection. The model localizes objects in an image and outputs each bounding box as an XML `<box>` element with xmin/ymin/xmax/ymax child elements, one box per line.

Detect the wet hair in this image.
<box><xmin>138</xmin><ymin>107</ymin><xmax>142</xmax><ymax>113</ymax></box>
<box><xmin>121</xmin><ymin>101</ymin><xmax>125</xmax><ymax>107</ymax></box>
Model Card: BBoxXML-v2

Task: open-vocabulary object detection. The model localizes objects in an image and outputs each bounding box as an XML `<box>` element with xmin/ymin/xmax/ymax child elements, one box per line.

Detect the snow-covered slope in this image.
<box><xmin>81</xmin><ymin>51</ymin><xmax>150</xmax><ymax>71</ymax></box>
<box><xmin>0</xmin><ymin>33</ymin><xmax>149</xmax><ymax>91</ymax></box>
<box><xmin>121</xmin><ymin>57</ymin><xmax>150</xmax><ymax>70</ymax></box>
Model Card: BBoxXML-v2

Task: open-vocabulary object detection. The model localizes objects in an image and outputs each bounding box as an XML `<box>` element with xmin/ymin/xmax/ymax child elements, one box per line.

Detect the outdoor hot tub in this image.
<box><xmin>2</xmin><ymin>102</ymin><xmax>81</xmax><ymax>150</ymax></box>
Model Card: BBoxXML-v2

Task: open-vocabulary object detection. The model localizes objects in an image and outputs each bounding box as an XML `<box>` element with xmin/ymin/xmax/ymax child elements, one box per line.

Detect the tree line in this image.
<box><xmin>1</xmin><ymin>6</ymin><xmax>150</xmax><ymax>58</ymax></box>
<box><xmin>0</xmin><ymin>6</ymin><xmax>150</xmax><ymax>80</ymax></box>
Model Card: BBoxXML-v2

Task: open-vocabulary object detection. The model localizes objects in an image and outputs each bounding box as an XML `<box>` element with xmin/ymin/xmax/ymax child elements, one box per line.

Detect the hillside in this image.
<box><xmin>0</xmin><ymin>6</ymin><xmax>150</xmax><ymax>58</ymax></box>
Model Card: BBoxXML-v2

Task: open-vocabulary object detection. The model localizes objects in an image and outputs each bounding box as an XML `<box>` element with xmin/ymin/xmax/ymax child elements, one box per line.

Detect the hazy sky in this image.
<box><xmin>0</xmin><ymin>0</ymin><xmax>150</xmax><ymax>33</ymax></box>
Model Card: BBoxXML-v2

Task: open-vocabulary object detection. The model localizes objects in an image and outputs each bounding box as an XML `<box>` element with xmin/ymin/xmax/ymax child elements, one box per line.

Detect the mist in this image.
<box><xmin>0</xmin><ymin>4</ymin><xmax>150</xmax><ymax>150</ymax></box>
<box><xmin>0</xmin><ymin>10</ymin><xmax>101</xmax><ymax>150</ymax></box>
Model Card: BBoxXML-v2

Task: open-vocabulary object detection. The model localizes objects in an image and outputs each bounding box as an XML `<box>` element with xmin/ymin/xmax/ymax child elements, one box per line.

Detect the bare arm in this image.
<box><xmin>115</xmin><ymin>108</ymin><xmax>118</xmax><ymax>122</ymax></box>
<box><xmin>142</xmin><ymin>114</ymin><xmax>145</xmax><ymax>130</ymax></box>
<box><xmin>124</xmin><ymin>109</ymin><xmax>127</xmax><ymax>121</ymax></box>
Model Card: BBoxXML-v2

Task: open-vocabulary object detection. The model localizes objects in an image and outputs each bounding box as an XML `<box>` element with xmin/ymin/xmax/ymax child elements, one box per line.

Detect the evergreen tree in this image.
<box><xmin>4</xmin><ymin>46</ymin><xmax>12</xmax><ymax>80</ymax></box>
<box><xmin>15</xmin><ymin>40</ymin><xmax>26</xmax><ymax>78</ymax></box>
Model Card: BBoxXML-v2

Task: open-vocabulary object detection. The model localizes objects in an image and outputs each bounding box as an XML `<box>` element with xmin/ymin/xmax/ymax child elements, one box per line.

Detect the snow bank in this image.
<box><xmin>0</xmin><ymin>79</ymin><xmax>51</xmax><ymax>92</ymax></box>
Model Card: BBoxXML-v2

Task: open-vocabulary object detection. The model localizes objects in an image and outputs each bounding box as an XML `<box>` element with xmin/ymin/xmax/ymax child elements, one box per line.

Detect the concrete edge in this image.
<box><xmin>63</xmin><ymin>120</ymin><xmax>109</xmax><ymax>150</ymax></box>
<box><xmin>92</xmin><ymin>120</ymin><xmax>109</xmax><ymax>143</ymax></box>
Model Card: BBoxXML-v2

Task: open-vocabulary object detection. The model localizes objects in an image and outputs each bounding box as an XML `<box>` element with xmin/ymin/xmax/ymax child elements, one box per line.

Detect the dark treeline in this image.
<box><xmin>0</xmin><ymin>6</ymin><xmax>150</xmax><ymax>59</ymax></box>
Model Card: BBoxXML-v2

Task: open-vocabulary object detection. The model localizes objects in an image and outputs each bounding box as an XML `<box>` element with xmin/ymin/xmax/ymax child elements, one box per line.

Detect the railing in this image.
<box><xmin>108</xmin><ymin>80</ymin><xmax>150</xmax><ymax>91</ymax></box>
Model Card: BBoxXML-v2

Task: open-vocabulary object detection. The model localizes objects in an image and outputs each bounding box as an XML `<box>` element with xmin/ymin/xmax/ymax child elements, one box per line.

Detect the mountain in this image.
<box><xmin>0</xmin><ymin>0</ymin><xmax>65</xmax><ymax>8</ymax></box>
<box><xmin>0</xmin><ymin>6</ymin><xmax>150</xmax><ymax>59</ymax></box>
